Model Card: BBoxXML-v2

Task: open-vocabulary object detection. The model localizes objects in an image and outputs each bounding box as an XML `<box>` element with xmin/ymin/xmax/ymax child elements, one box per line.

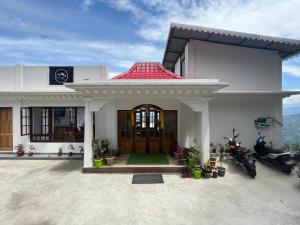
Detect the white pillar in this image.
<box><xmin>84</xmin><ymin>104</ymin><xmax>93</xmax><ymax>168</ymax></box>
<box><xmin>201</xmin><ymin>102</ymin><xmax>210</xmax><ymax>164</ymax></box>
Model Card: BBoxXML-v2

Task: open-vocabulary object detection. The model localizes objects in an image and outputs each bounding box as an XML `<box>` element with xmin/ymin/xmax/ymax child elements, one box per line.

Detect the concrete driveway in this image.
<box><xmin>0</xmin><ymin>160</ymin><xmax>299</xmax><ymax>225</ymax></box>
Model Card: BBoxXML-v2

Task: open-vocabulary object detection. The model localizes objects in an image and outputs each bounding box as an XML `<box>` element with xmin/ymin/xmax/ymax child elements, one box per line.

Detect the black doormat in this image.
<box><xmin>132</xmin><ymin>174</ymin><xmax>164</xmax><ymax>184</ymax></box>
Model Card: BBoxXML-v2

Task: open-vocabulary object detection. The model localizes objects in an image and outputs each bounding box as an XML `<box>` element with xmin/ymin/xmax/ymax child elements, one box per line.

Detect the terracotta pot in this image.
<box><xmin>181</xmin><ymin>168</ymin><xmax>187</xmax><ymax>178</ymax></box>
<box><xmin>210</xmin><ymin>160</ymin><xmax>216</xmax><ymax>167</ymax></box>
<box><xmin>58</xmin><ymin>152</ymin><xmax>62</xmax><ymax>157</ymax></box>
<box><xmin>68</xmin><ymin>152</ymin><xmax>73</xmax><ymax>157</ymax></box>
<box><xmin>16</xmin><ymin>151</ymin><xmax>24</xmax><ymax>157</ymax></box>
<box><xmin>187</xmin><ymin>169</ymin><xmax>193</xmax><ymax>178</ymax></box>
<box><xmin>212</xmin><ymin>171</ymin><xmax>218</xmax><ymax>178</ymax></box>
<box><xmin>28</xmin><ymin>152</ymin><xmax>34</xmax><ymax>157</ymax></box>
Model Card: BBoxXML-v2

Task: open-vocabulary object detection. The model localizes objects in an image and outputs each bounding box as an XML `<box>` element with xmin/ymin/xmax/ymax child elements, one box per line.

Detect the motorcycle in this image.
<box><xmin>254</xmin><ymin>132</ymin><xmax>295</xmax><ymax>174</ymax></box>
<box><xmin>224</xmin><ymin>129</ymin><xmax>257</xmax><ymax>178</ymax></box>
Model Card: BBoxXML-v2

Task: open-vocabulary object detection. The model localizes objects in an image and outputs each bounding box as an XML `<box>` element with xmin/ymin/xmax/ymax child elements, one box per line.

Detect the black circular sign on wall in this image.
<box><xmin>54</xmin><ymin>69</ymin><xmax>69</xmax><ymax>84</ymax></box>
<box><xmin>49</xmin><ymin>66</ymin><xmax>73</xmax><ymax>85</ymax></box>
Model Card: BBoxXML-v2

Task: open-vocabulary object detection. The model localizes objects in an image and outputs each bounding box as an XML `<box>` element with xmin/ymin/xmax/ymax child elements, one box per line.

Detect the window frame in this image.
<box><xmin>30</xmin><ymin>107</ymin><xmax>84</xmax><ymax>143</ymax></box>
<box><xmin>20</xmin><ymin>107</ymin><xmax>30</xmax><ymax>136</ymax></box>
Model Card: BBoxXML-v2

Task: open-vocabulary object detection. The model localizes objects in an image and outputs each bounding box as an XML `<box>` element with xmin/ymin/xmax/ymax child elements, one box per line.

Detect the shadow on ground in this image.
<box><xmin>48</xmin><ymin>160</ymin><xmax>82</xmax><ymax>172</ymax></box>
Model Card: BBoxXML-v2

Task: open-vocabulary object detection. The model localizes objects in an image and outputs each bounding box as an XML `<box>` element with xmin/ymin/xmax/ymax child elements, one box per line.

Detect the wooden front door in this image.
<box><xmin>117</xmin><ymin>106</ymin><xmax>177</xmax><ymax>154</ymax></box>
<box><xmin>134</xmin><ymin>106</ymin><xmax>161</xmax><ymax>153</ymax></box>
<box><xmin>0</xmin><ymin>108</ymin><xmax>13</xmax><ymax>151</ymax></box>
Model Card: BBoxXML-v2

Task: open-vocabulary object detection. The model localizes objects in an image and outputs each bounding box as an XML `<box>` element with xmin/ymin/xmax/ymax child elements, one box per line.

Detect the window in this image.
<box><xmin>21</xmin><ymin>108</ymin><xmax>30</xmax><ymax>136</ymax></box>
<box><xmin>30</xmin><ymin>107</ymin><xmax>84</xmax><ymax>142</ymax></box>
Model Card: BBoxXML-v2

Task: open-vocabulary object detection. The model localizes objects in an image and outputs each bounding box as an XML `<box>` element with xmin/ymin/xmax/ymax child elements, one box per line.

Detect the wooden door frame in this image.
<box><xmin>117</xmin><ymin>108</ymin><xmax>178</xmax><ymax>154</ymax></box>
<box><xmin>0</xmin><ymin>107</ymin><xmax>13</xmax><ymax>151</ymax></box>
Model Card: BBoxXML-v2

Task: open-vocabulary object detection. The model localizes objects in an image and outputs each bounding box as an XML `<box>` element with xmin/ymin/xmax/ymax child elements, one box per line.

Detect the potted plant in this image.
<box><xmin>210</xmin><ymin>157</ymin><xmax>217</xmax><ymax>167</ymax></box>
<box><xmin>192</xmin><ymin>167</ymin><xmax>202</xmax><ymax>179</ymax></box>
<box><xmin>79</xmin><ymin>146</ymin><xmax>84</xmax><ymax>156</ymax></box>
<box><xmin>182</xmin><ymin>167</ymin><xmax>188</xmax><ymax>178</ymax></box>
<box><xmin>203</xmin><ymin>163</ymin><xmax>212</xmax><ymax>178</ymax></box>
<box><xmin>212</xmin><ymin>170</ymin><xmax>218</xmax><ymax>178</ymax></box>
<box><xmin>68</xmin><ymin>144</ymin><xmax>74</xmax><ymax>157</ymax></box>
<box><xmin>217</xmin><ymin>145</ymin><xmax>226</xmax><ymax>177</ymax></box>
<box><xmin>58</xmin><ymin>147</ymin><xmax>63</xmax><ymax>157</ymax></box>
<box><xmin>105</xmin><ymin>145</ymin><xmax>119</xmax><ymax>166</ymax></box>
<box><xmin>187</xmin><ymin>139</ymin><xmax>202</xmax><ymax>168</ymax></box>
<box><xmin>15</xmin><ymin>144</ymin><xmax>25</xmax><ymax>157</ymax></box>
<box><xmin>28</xmin><ymin>144</ymin><xmax>35</xmax><ymax>157</ymax></box>
<box><xmin>93</xmin><ymin>139</ymin><xmax>104</xmax><ymax>168</ymax></box>
<box><xmin>175</xmin><ymin>146</ymin><xmax>186</xmax><ymax>165</ymax></box>
<box><xmin>101</xmin><ymin>139</ymin><xmax>110</xmax><ymax>152</ymax></box>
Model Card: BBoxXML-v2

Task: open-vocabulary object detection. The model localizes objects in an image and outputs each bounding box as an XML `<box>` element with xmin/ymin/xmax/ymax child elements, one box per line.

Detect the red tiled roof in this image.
<box><xmin>112</xmin><ymin>62</ymin><xmax>182</xmax><ymax>79</ymax></box>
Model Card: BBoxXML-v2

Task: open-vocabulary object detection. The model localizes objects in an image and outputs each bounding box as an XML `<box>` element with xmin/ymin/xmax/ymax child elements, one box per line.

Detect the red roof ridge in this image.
<box><xmin>111</xmin><ymin>62</ymin><xmax>182</xmax><ymax>79</ymax></box>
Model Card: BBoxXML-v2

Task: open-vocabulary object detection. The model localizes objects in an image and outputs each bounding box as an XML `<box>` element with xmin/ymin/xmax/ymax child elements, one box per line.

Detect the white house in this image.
<box><xmin>1</xmin><ymin>23</ymin><xmax>300</xmax><ymax>170</ymax></box>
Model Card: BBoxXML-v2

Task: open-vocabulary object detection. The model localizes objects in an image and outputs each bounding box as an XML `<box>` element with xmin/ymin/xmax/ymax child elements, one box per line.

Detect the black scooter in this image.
<box><xmin>254</xmin><ymin>132</ymin><xmax>295</xmax><ymax>174</ymax></box>
<box><xmin>224</xmin><ymin>129</ymin><xmax>256</xmax><ymax>178</ymax></box>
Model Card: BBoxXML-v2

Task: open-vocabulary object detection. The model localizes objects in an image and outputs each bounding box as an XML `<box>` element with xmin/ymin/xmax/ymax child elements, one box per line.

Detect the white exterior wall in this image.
<box><xmin>0</xmin><ymin>67</ymin><xmax>18</xmax><ymax>91</ymax></box>
<box><xmin>185</xmin><ymin>40</ymin><xmax>282</xmax><ymax>91</ymax></box>
<box><xmin>209</xmin><ymin>98</ymin><xmax>283</xmax><ymax>149</ymax></box>
<box><xmin>0</xmin><ymin>65</ymin><xmax>109</xmax><ymax>92</ymax></box>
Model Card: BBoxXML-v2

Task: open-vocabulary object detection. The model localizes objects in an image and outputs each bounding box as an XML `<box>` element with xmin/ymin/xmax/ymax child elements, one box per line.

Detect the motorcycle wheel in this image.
<box><xmin>248</xmin><ymin>169</ymin><xmax>256</xmax><ymax>178</ymax></box>
<box><xmin>281</xmin><ymin>165</ymin><xmax>292</xmax><ymax>174</ymax></box>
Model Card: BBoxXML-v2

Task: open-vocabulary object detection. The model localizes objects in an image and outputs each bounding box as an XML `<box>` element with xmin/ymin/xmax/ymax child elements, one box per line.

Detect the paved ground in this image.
<box><xmin>0</xmin><ymin>160</ymin><xmax>299</xmax><ymax>225</ymax></box>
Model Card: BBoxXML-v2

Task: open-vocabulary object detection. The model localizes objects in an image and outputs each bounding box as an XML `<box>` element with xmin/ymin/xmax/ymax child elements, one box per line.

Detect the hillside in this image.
<box><xmin>283</xmin><ymin>106</ymin><xmax>300</xmax><ymax>116</ymax></box>
<box><xmin>283</xmin><ymin>113</ymin><xmax>300</xmax><ymax>144</ymax></box>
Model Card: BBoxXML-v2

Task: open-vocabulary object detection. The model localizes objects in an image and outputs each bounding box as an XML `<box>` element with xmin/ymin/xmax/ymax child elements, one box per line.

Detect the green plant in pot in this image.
<box><xmin>187</xmin><ymin>139</ymin><xmax>202</xmax><ymax>168</ymax></box>
<box><xmin>217</xmin><ymin>145</ymin><xmax>226</xmax><ymax>177</ymax></box>
<box><xmin>203</xmin><ymin>162</ymin><xmax>212</xmax><ymax>178</ymax></box>
<box><xmin>105</xmin><ymin>145</ymin><xmax>119</xmax><ymax>166</ymax></box>
<box><xmin>68</xmin><ymin>144</ymin><xmax>74</xmax><ymax>157</ymax></box>
<box><xmin>93</xmin><ymin>139</ymin><xmax>104</xmax><ymax>168</ymax></box>
<box><xmin>28</xmin><ymin>144</ymin><xmax>35</xmax><ymax>157</ymax></box>
<box><xmin>15</xmin><ymin>144</ymin><xmax>25</xmax><ymax>157</ymax></box>
<box><xmin>58</xmin><ymin>147</ymin><xmax>63</xmax><ymax>157</ymax></box>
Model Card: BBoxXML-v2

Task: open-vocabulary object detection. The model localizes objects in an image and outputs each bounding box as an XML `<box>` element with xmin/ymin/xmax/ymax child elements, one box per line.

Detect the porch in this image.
<box><xmin>66</xmin><ymin>79</ymin><xmax>228</xmax><ymax>170</ymax></box>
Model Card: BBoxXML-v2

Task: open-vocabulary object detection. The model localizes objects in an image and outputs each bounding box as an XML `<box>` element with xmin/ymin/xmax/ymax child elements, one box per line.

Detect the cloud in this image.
<box><xmin>283</xmin><ymin>89</ymin><xmax>300</xmax><ymax>107</ymax></box>
<box><xmin>97</xmin><ymin>0</ymin><xmax>300</xmax><ymax>42</ymax></box>
<box><xmin>283</xmin><ymin>64</ymin><xmax>300</xmax><ymax>77</ymax></box>
<box><xmin>0</xmin><ymin>37</ymin><xmax>163</xmax><ymax>69</ymax></box>
<box><xmin>80</xmin><ymin>0</ymin><xmax>96</xmax><ymax>10</ymax></box>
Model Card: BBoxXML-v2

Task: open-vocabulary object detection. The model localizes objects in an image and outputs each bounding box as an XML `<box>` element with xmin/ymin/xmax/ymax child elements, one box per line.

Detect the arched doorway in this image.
<box><xmin>133</xmin><ymin>104</ymin><xmax>162</xmax><ymax>153</ymax></box>
<box><xmin>117</xmin><ymin>104</ymin><xmax>177</xmax><ymax>154</ymax></box>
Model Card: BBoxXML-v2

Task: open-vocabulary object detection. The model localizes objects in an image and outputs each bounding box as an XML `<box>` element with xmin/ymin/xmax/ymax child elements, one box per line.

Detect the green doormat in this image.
<box><xmin>127</xmin><ymin>153</ymin><xmax>169</xmax><ymax>165</ymax></box>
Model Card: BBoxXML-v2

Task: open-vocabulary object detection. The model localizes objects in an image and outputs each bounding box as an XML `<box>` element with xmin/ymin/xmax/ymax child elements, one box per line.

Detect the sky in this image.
<box><xmin>0</xmin><ymin>0</ymin><xmax>300</xmax><ymax>107</ymax></box>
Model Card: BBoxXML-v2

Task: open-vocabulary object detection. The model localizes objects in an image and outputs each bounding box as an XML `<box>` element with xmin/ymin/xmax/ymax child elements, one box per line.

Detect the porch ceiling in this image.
<box><xmin>65</xmin><ymin>79</ymin><xmax>228</xmax><ymax>98</ymax></box>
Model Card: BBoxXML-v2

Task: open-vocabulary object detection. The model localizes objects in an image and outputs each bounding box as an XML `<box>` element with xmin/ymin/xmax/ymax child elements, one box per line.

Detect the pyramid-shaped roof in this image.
<box><xmin>112</xmin><ymin>62</ymin><xmax>182</xmax><ymax>79</ymax></box>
